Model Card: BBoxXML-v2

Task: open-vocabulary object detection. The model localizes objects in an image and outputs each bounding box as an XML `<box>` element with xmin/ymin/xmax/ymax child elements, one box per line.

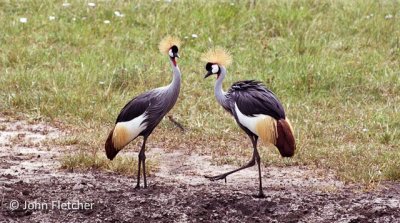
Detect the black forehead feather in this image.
<box><xmin>171</xmin><ymin>45</ymin><xmax>178</xmax><ymax>53</ymax></box>
<box><xmin>205</xmin><ymin>63</ymin><xmax>213</xmax><ymax>71</ymax></box>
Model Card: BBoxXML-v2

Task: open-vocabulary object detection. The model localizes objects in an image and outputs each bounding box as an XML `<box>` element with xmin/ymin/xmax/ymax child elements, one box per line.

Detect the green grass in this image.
<box><xmin>61</xmin><ymin>151</ymin><xmax>158</xmax><ymax>176</ymax></box>
<box><xmin>0</xmin><ymin>0</ymin><xmax>399</xmax><ymax>183</ymax></box>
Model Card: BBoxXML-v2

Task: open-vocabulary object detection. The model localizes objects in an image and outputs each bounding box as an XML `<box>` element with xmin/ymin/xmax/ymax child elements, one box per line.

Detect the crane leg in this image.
<box><xmin>135</xmin><ymin>137</ymin><xmax>147</xmax><ymax>189</ymax></box>
<box><xmin>205</xmin><ymin>135</ymin><xmax>258</xmax><ymax>181</ymax></box>
<box><xmin>141</xmin><ymin>144</ymin><xmax>147</xmax><ymax>188</ymax></box>
<box><xmin>135</xmin><ymin>155</ymin><xmax>142</xmax><ymax>189</ymax></box>
<box><xmin>205</xmin><ymin>135</ymin><xmax>266</xmax><ymax>198</ymax></box>
<box><xmin>205</xmin><ymin>158</ymin><xmax>255</xmax><ymax>181</ymax></box>
<box><xmin>253</xmin><ymin>142</ymin><xmax>265</xmax><ymax>198</ymax></box>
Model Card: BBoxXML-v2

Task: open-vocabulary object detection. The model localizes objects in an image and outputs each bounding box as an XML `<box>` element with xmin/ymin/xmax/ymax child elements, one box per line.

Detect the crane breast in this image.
<box><xmin>112</xmin><ymin>112</ymin><xmax>148</xmax><ymax>149</ymax></box>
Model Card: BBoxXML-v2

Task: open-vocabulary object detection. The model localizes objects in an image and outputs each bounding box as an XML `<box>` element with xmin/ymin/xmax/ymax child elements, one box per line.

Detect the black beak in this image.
<box><xmin>174</xmin><ymin>53</ymin><xmax>180</xmax><ymax>58</ymax></box>
<box><xmin>204</xmin><ymin>71</ymin><xmax>212</xmax><ymax>79</ymax></box>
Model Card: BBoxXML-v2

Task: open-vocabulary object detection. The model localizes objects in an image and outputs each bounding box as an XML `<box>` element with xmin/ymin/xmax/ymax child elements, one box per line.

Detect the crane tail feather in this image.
<box><xmin>256</xmin><ymin>117</ymin><xmax>296</xmax><ymax>157</ymax></box>
<box><xmin>276</xmin><ymin>118</ymin><xmax>296</xmax><ymax>157</ymax></box>
<box><xmin>105</xmin><ymin>128</ymin><xmax>119</xmax><ymax>160</ymax></box>
<box><xmin>256</xmin><ymin>116</ymin><xmax>277</xmax><ymax>145</ymax></box>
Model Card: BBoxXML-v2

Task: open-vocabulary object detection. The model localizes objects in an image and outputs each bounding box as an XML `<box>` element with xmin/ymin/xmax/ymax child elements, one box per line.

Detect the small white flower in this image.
<box><xmin>184</xmin><ymin>36</ymin><xmax>189</xmax><ymax>39</ymax></box>
<box><xmin>230</xmin><ymin>3</ymin><xmax>235</xmax><ymax>6</ymax></box>
<box><xmin>49</xmin><ymin>16</ymin><xmax>56</xmax><ymax>21</ymax></box>
<box><xmin>104</xmin><ymin>20</ymin><xmax>110</xmax><ymax>24</ymax></box>
<box><xmin>191</xmin><ymin>34</ymin><xmax>198</xmax><ymax>38</ymax></box>
<box><xmin>72</xmin><ymin>17</ymin><xmax>76</xmax><ymax>21</ymax></box>
<box><xmin>114</xmin><ymin>11</ymin><xmax>125</xmax><ymax>17</ymax></box>
<box><xmin>99</xmin><ymin>81</ymin><xmax>105</xmax><ymax>85</ymax></box>
<box><xmin>385</xmin><ymin>14</ymin><xmax>393</xmax><ymax>19</ymax></box>
<box><xmin>19</xmin><ymin>18</ymin><xmax>27</xmax><ymax>23</ymax></box>
<box><xmin>62</xmin><ymin>2</ymin><xmax>71</xmax><ymax>7</ymax></box>
<box><xmin>88</xmin><ymin>2</ymin><xmax>96</xmax><ymax>7</ymax></box>
<box><xmin>362</xmin><ymin>128</ymin><xmax>368</xmax><ymax>132</ymax></box>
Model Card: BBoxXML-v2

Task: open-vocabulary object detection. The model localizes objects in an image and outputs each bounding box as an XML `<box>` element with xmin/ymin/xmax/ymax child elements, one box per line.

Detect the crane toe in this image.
<box><xmin>205</xmin><ymin>174</ymin><xmax>227</xmax><ymax>181</ymax></box>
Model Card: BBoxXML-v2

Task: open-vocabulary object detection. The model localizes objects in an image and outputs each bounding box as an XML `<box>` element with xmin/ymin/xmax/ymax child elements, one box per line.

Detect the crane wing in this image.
<box><xmin>116</xmin><ymin>90</ymin><xmax>154</xmax><ymax>123</ymax></box>
<box><xmin>227</xmin><ymin>80</ymin><xmax>286</xmax><ymax>120</ymax></box>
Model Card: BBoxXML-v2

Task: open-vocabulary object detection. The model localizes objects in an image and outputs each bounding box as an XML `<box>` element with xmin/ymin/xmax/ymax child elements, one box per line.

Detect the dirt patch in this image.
<box><xmin>1</xmin><ymin>116</ymin><xmax>400</xmax><ymax>222</ymax></box>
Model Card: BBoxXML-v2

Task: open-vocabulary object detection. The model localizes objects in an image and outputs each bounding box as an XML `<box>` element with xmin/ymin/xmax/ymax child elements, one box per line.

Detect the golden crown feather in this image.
<box><xmin>159</xmin><ymin>36</ymin><xmax>181</xmax><ymax>54</ymax></box>
<box><xmin>201</xmin><ymin>47</ymin><xmax>232</xmax><ymax>67</ymax></box>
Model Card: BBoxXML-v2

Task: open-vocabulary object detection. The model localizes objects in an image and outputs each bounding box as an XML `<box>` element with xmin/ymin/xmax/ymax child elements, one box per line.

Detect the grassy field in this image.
<box><xmin>0</xmin><ymin>0</ymin><xmax>399</xmax><ymax>184</ymax></box>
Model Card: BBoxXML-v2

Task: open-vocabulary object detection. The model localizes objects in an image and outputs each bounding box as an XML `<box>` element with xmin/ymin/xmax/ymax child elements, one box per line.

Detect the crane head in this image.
<box><xmin>159</xmin><ymin>36</ymin><xmax>181</xmax><ymax>66</ymax></box>
<box><xmin>201</xmin><ymin>47</ymin><xmax>232</xmax><ymax>79</ymax></box>
<box><xmin>204</xmin><ymin>63</ymin><xmax>220</xmax><ymax>79</ymax></box>
<box><xmin>168</xmin><ymin>45</ymin><xmax>180</xmax><ymax>59</ymax></box>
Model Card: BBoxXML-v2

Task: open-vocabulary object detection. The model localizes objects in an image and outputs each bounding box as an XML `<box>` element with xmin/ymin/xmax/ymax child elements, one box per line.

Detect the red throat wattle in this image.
<box><xmin>171</xmin><ymin>58</ymin><xmax>177</xmax><ymax>67</ymax></box>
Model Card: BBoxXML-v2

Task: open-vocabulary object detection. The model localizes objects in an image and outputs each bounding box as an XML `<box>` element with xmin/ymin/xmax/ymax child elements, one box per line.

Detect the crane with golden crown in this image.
<box><xmin>105</xmin><ymin>36</ymin><xmax>182</xmax><ymax>188</ymax></box>
<box><xmin>202</xmin><ymin>48</ymin><xmax>296</xmax><ymax>198</ymax></box>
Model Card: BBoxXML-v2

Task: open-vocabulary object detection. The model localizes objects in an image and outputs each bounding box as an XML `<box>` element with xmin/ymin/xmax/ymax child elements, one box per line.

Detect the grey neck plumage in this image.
<box><xmin>169</xmin><ymin>59</ymin><xmax>181</xmax><ymax>92</ymax></box>
<box><xmin>214</xmin><ymin>66</ymin><xmax>230</xmax><ymax>110</ymax></box>
<box><xmin>162</xmin><ymin>59</ymin><xmax>181</xmax><ymax>110</ymax></box>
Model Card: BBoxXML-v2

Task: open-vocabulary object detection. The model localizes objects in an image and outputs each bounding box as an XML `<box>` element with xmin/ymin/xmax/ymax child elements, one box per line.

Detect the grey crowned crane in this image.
<box><xmin>105</xmin><ymin>36</ymin><xmax>182</xmax><ymax>188</ymax></box>
<box><xmin>202</xmin><ymin>48</ymin><xmax>296</xmax><ymax>198</ymax></box>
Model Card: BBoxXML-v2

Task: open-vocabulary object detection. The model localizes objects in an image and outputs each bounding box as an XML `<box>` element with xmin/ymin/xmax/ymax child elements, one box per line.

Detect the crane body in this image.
<box><xmin>105</xmin><ymin>36</ymin><xmax>181</xmax><ymax>188</ymax></box>
<box><xmin>203</xmin><ymin>48</ymin><xmax>296</xmax><ymax>197</ymax></box>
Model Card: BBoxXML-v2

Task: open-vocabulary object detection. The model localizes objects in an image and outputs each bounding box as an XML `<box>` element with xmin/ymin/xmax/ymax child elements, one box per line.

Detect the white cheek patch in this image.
<box><xmin>211</xmin><ymin>64</ymin><xmax>219</xmax><ymax>74</ymax></box>
<box><xmin>169</xmin><ymin>49</ymin><xmax>174</xmax><ymax>57</ymax></box>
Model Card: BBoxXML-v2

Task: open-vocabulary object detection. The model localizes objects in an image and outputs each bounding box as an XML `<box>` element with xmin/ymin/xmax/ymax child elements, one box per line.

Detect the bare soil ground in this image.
<box><xmin>1</xmin><ymin>116</ymin><xmax>400</xmax><ymax>223</ymax></box>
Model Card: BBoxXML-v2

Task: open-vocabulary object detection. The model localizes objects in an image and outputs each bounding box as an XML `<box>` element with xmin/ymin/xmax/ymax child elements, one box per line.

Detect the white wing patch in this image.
<box><xmin>234</xmin><ymin>103</ymin><xmax>278</xmax><ymax>143</ymax></box>
<box><xmin>113</xmin><ymin>112</ymin><xmax>148</xmax><ymax>149</ymax></box>
<box><xmin>234</xmin><ymin>103</ymin><xmax>263</xmax><ymax>135</ymax></box>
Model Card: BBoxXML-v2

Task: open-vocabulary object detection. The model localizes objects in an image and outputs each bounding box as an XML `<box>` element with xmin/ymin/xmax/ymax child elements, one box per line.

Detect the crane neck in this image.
<box><xmin>215</xmin><ymin>66</ymin><xmax>229</xmax><ymax>109</ymax></box>
<box><xmin>169</xmin><ymin>58</ymin><xmax>181</xmax><ymax>90</ymax></box>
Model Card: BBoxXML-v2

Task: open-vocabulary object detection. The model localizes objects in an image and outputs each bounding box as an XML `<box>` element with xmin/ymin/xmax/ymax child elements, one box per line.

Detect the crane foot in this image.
<box><xmin>252</xmin><ymin>191</ymin><xmax>266</xmax><ymax>199</ymax></box>
<box><xmin>204</xmin><ymin>174</ymin><xmax>227</xmax><ymax>182</ymax></box>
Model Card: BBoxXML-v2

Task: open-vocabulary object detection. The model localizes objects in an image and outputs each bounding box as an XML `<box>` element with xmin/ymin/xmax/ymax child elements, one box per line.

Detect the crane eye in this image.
<box><xmin>211</xmin><ymin>64</ymin><xmax>219</xmax><ymax>74</ymax></box>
